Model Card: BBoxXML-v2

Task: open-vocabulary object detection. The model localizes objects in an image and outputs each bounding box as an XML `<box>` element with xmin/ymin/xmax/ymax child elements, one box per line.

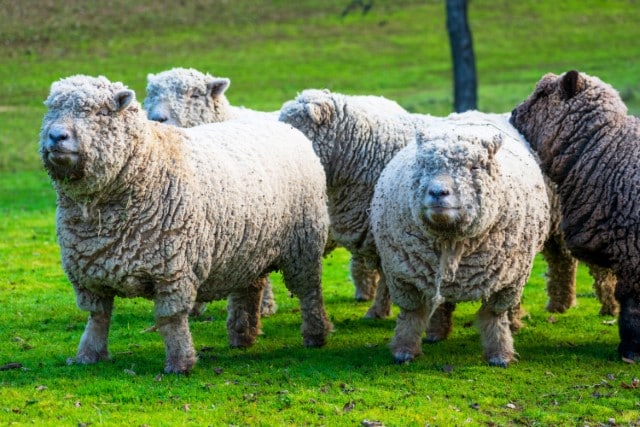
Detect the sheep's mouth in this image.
<box><xmin>43</xmin><ymin>149</ymin><xmax>84</xmax><ymax>181</ymax></box>
<box><xmin>46</xmin><ymin>149</ymin><xmax>79</xmax><ymax>168</ymax></box>
<box><xmin>425</xmin><ymin>206</ymin><xmax>460</xmax><ymax>226</ymax></box>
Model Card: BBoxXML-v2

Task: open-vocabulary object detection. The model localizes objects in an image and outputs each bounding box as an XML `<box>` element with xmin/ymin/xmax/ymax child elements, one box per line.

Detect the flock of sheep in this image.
<box><xmin>38</xmin><ymin>68</ymin><xmax>640</xmax><ymax>373</ymax></box>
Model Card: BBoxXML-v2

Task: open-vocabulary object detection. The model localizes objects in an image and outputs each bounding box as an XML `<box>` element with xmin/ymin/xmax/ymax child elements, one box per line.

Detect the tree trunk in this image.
<box><xmin>446</xmin><ymin>0</ymin><xmax>477</xmax><ymax>112</ymax></box>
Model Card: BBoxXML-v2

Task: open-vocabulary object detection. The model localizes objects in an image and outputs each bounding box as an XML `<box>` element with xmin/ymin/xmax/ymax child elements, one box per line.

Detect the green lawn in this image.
<box><xmin>1</xmin><ymin>1</ymin><xmax>639</xmax><ymax>425</ymax></box>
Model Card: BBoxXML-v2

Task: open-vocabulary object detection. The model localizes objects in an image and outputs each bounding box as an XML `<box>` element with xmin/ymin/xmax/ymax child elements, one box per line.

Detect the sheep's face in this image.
<box><xmin>510</xmin><ymin>70</ymin><xmax>627</xmax><ymax>181</ymax></box>
<box><xmin>40</xmin><ymin>75</ymin><xmax>142</xmax><ymax>196</ymax></box>
<box><xmin>411</xmin><ymin>131</ymin><xmax>502</xmax><ymax>240</ymax></box>
<box><xmin>144</xmin><ymin>68</ymin><xmax>230</xmax><ymax>127</ymax></box>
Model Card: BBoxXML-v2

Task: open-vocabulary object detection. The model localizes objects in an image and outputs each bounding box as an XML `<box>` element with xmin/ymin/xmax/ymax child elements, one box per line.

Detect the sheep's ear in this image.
<box><xmin>207</xmin><ymin>78</ymin><xmax>230</xmax><ymax>98</ymax></box>
<box><xmin>115</xmin><ymin>90</ymin><xmax>135</xmax><ymax>112</ymax></box>
<box><xmin>560</xmin><ymin>70</ymin><xmax>582</xmax><ymax>100</ymax></box>
<box><xmin>305</xmin><ymin>102</ymin><xmax>332</xmax><ymax>125</ymax></box>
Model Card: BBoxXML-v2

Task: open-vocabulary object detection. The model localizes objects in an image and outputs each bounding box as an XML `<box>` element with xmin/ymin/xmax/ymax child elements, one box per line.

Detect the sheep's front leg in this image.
<box><xmin>391</xmin><ymin>303</ymin><xmax>429</xmax><ymax>364</ymax></box>
<box><xmin>615</xmin><ymin>282</ymin><xmax>640</xmax><ymax>361</ymax></box>
<box><xmin>477</xmin><ymin>303</ymin><xmax>514</xmax><ymax>368</ymax></box>
<box><xmin>351</xmin><ymin>255</ymin><xmax>379</xmax><ymax>302</ymax></box>
<box><xmin>155</xmin><ymin>281</ymin><xmax>197</xmax><ymax>374</ymax></box>
<box><xmin>76</xmin><ymin>297</ymin><xmax>114</xmax><ymax>364</ymax></box>
<box><xmin>227</xmin><ymin>278</ymin><xmax>264</xmax><ymax>348</ymax></box>
<box><xmin>589</xmin><ymin>264</ymin><xmax>619</xmax><ymax>316</ymax></box>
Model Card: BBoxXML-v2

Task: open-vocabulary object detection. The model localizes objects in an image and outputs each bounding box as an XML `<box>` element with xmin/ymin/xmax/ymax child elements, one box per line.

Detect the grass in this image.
<box><xmin>1</xmin><ymin>1</ymin><xmax>639</xmax><ymax>425</ymax></box>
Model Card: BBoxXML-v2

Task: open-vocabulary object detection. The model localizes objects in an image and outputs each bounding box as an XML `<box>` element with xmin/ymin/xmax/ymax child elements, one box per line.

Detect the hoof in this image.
<box><xmin>229</xmin><ymin>335</ymin><xmax>256</xmax><ymax>349</ymax></box>
<box><xmin>423</xmin><ymin>334</ymin><xmax>441</xmax><ymax>344</ymax></box>
<box><xmin>260</xmin><ymin>302</ymin><xmax>278</xmax><ymax>317</ymax></box>
<box><xmin>364</xmin><ymin>307</ymin><xmax>390</xmax><ymax>319</ymax></box>
<box><xmin>355</xmin><ymin>295</ymin><xmax>373</xmax><ymax>302</ymax></box>
<box><xmin>303</xmin><ymin>334</ymin><xmax>327</xmax><ymax>348</ymax></box>
<box><xmin>393</xmin><ymin>352</ymin><xmax>415</xmax><ymax>364</ymax></box>
<box><xmin>545</xmin><ymin>302</ymin><xmax>571</xmax><ymax>314</ymax></box>
<box><xmin>164</xmin><ymin>356</ymin><xmax>196</xmax><ymax>375</ymax></box>
<box><xmin>619</xmin><ymin>350</ymin><xmax>640</xmax><ymax>362</ymax></box>
<box><xmin>75</xmin><ymin>351</ymin><xmax>110</xmax><ymax>365</ymax></box>
<box><xmin>487</xmin><ymin>356</ymin><xmax>509</xmax><ymax>368</ymax></box>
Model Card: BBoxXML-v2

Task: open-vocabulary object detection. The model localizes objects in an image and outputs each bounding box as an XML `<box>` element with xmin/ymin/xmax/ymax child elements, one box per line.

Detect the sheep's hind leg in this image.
<box><xmin>364</xmin><ymin>273</ymin><xmax>392</xmax><ymax>319</ymax></box>
<box><xmin>351</xmin><ymin>255</ymin><xmax>379</xmax><ymax>302</ymax></box>
<box><xmin>477</xmin><ymin>303</ymin><xmax>514</xmax><ymax>368</ymax></box>
<box><xmin>391</xmin><ymin>304</ymin><xmax>429</xmax><ymax>364</ymax></box>
<box><xmin>76</xmin><ymin>296</ymin><xmax>114</xmax><ymax>364</ymax></box>
<box><xmin>424</xmin><ymin>302</ymin><xmax>455</xmax><ymax>343</ymax></box>
<box><xmin>542</xmin><ymin>234</ymin><xmax>578</xmax><ymax>313</ymax></box>
<box><xmin>227</xmin><ymin>278</ymin><xmax>264</xmax><ymax>348</ymax></box>
<box><xmin>589</xmin><ymin>264</ymin><xmax>619</xmax><ymax>316</ymax></box>
<box><xmin>282</xmin><ymin>260</ymin><xmax>333</xmax><ymax>347</ymax></box>
<box><xmin>260</xmin><ymin>278</ymin><xmax>278</xmax><ymax>317</ymax></box>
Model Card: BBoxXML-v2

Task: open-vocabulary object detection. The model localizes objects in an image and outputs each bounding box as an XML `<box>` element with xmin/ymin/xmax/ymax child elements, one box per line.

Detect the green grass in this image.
<box><xmin>1</xmin><ymin>1</ymin><xmax>640</xmax><ymax>425</ymax></box>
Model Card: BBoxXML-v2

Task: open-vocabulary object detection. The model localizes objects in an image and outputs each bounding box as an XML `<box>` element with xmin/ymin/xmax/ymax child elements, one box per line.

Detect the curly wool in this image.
<box><xmin>279</xmin><ymin>89</ymin><xmax>427</xmax><ymax>318</ymax></box>
<box><xmin>371</xmin><ymin>114</ymin><xmax>550</xmax><ymax>366</ymax></box>
<box><xmin>144</xmin><ymin>67</ymin><xmax>278</xmax><ymax>127</ymax></box>
<box><xmin>40</xmin><ymin>75</ymin><xmax>332</xmax><ymax>373</ymax></box>
<box><xmin>510</xmin><ymin>70</ymin><xmax>640</xmax><ymax>359</ymax></box>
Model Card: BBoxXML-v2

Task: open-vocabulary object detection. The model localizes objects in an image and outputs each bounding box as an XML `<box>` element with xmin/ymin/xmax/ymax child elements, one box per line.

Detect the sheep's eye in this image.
<box><xmin>96</xmin><ymin>107</ymin><xmax>111</xmax><ymax>116</ymax></box>
<box><xmin>470</xmin><ymin>161</ymin><xmax>481</xmax><ymax>171</ymax></box>
<box><xmin>190</xmin><ymin>91</ymin><xmax>203</xmax><ymax>99</ymax></box>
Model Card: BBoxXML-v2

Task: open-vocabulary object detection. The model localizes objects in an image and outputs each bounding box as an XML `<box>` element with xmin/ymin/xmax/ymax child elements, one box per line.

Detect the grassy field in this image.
<box><xmin>1</xmin><ymin>1</ymin><xmax>639</xmax><ymax>425</ymax></box>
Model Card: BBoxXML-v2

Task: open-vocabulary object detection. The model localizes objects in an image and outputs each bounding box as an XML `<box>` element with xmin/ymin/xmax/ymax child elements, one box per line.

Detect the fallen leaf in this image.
<box><xmin>622</xmin><ymin>357</ymin><xmax>637</xmax><ymax>365</ymax></box>
<box><xmin>506</xmin><ymin>403</ymin><xmax>517</xmax><ymax>409</ymax></box>
<box><xmin>0</xmin><ymin>362</ymin><xmax>22</xmax><ymax>371</ymax></box>
<box><xmin>124</xmin><ymin>369</ymin><xmax>136</xmax><ymax>376</ymax></box>
<box><xmin>547</xmin><ymin>316</ymin><xmax>557</xmax><ymax>324</ymax></box>
<box><xmin>66</xmin><ymin>358</ymin><xmax>75</xmax><ymax>366</ymax></box>
<box><xmin>75</xmin><ymin>401</ymin><xmax>82</xmax><ymax>408</ymax></box>
<box><xmin>469</xmin><ymin>403</ymin><xmax>480</xmax><ymax>410</ymax></box>
<box><xmin>602</xmin><ymin>319</ymin><xmax>617</xmax><ymax>326</ymax></box>
<box><xmin>213</xmin><ymin>367</ymin><xmax>223</xmax><ymax>375</ymax></box>
<box><xmin>155</xmin><ymin>374</ymin><xmax>163</xmax><ymax>382</ymax></box>
<box><xmin>182</xmin><ymin>404</ymin><xmax>190</xmax><ymax>412</ymax></box>
<box><xmin>442</xmin><ymin>365</ymin><xmax>454</xmax><ymax>373</ymax></box>
<box><xmin>141</xmin><ymin>325</ymin><xmax>157</xmax><ymax>333</ymax></box>
<box><xmin>362</xmin><ymin>420</ymin><xmax>384</xmax><ymax>427</ymax></box>
<box><xmin>35</xmin><ymin>385</ymin><xmax>48</xmax><ymax>392</ymax></box>
<box><xmin>621</xmin><ymin>378</ymin><xmax>640</xmax><ymax>389</ymax></box>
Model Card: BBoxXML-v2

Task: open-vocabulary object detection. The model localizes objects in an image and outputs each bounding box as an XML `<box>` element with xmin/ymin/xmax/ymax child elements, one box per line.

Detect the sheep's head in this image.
<box><xmin>411</xmin><ymin>126</ymin><xmax>503</xmax><ymax>240</ymax></box>
<box><xmin>510</xmin><ymin>70</ymin><xmax>627</xmax><ymax>181</ymax></box>
<box><xmin>40</xmin><ymin>75</ymin><xmax>143</xmax><ymax>197</ymax></box>
<box><xmin>144</xmin><ymin>67</ymin><xmax>231</xmax><ymax>127</ymax></box>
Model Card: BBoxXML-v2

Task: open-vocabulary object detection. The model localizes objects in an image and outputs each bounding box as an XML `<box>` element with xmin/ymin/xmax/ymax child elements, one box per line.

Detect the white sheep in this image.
<box><xmin>144</xmin><ymin>67</ymin><xmax>278</xmax><ymax>126</ymax></box>
<box><xmin>279</xmin><ymin>89</ymin><xmax>426</xmax><ymax>319</ymax></box>
<box><xmin>40</xmin><ymin>75</ymin><xmax>332</xmax><ymax>374</ymax></box>
<box><xmin>371</xmin><ymin>114</ymin><xmax>550</xmax><ymax>366</ymax></box>
<box><xmin>144</xmin><ymin>67</ymin><xmax>280</xmax><ymax>317</ymax></box>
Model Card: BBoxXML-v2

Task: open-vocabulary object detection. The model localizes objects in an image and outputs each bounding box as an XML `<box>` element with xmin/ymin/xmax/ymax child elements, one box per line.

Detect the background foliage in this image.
<box><xmin>1</xmin><ymin>1</ymin><xmax>639</xmax><ymax>425</ymax></box>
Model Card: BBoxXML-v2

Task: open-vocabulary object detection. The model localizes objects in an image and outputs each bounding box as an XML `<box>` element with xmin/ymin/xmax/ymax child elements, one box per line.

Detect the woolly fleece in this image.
<box><xmin>279</xmin><ymin>89</ymin><xmax>428</xmax><ymax>318</ymax></box>
<box><xmin>40</xmin><ymin>75</ymin><xmax>332</xmax><ymax>373</ymax></box>
<box><xmin>371</xmin><ymin>113</ymin><xmax>550</xmax><ymax>366</ymax></box>
<box><xmin>510</xmin><ymin>70</ymin><xmax>640</xmax><ymax>360</ymax></box>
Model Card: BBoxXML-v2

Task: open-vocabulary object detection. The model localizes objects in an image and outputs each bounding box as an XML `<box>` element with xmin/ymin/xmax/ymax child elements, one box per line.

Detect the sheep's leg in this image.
<box><xmin>588</xmin><ymin>264</ymin><xmax>619</xmax><ymax>316</ymax></box>
<box><xmin>351</xmin><ymin>255</ymin><xmax>379</xmax><ymax>302</ymax></box>
<box><xmin>364</xmin><ymin>273</ymin><xmax>392</xmax><ymax>319</ymax></box>
<box><xmin>541</xmin><ymin>233</ymin><xmax>578</xmax><ymax>313</ymax></box>
<box><xmin>259</xmin><ymin>277</ymin><xmax>278</xmax><ymax>317</ymax></box>
<box><xmin>156</xmin><ymin>312</ymin><xmax>196</xmax><ymax>374</ymax></box>
<box><xmin>477</xmin><ymin>303</ymin><xmax>514</xmax><ymax>368</ymax></box>
<box><xmin>76</xmin><ymin>296</ymin><xmax>114</xmax><ymax>364</ymax></box>
<box><xmin>282</xmin><ymin>260</ymin><xmax>332</xmax><ymax>347</ymax></box>
<box><xmin>227</xmin><ymin>278</ymin><xmax>264</xmax><ymax>348</ymax></box>
<box><xmin>424</xmin><ymin>302</ymin><xmax>456</xmax><ymax>343</ymax></box>
<box><xmin>508</xmin><ymin>302</ymin><xmax>525</xmax><ymax>333</ymax></box>
<box><xmin>614</xmin><ymin>282</ymin><xmax>640</xmax><ymax>361</ymax></box>
<box><xmin>391</xmin><ymin>303</ymin><xmax>429</xmax><ymax>364</ymax></box>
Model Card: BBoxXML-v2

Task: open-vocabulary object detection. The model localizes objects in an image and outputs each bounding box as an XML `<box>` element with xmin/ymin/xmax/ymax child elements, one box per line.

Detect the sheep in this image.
<box><xmin>279</xmin><ymin>89</ymin><xmax>614</xmax><ymax>322</ymax></box>
<box><xmin>510</xmin><ymin>70</ymin><xmax>639</xmax><ymax>361</ymax></box>
<box><xmin>144</xmin><ymin>67</ymin><xmax>278</xmax><ymax>127</ymax></box>
<box><xmin>371</xmin><ymin>114</ymin><xmax>551</xmax><ymax>366</ymax></box>
<box><xmin>39</xmin><ymin>75</ymin><xmax>332</xmax><ymax>374</ymax></box>
<box><xmin>144</xmin><ymin>67</ymin><xmax>279</xmax><ymax>317</ymax></box>
<box><xmin>279</xmin><ymin>89</ymin><xmax>425</xmax><ymax>319</ymax></box>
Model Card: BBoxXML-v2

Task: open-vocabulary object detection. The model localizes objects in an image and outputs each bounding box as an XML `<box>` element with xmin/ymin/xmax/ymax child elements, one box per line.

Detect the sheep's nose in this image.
<box><xmin>428</xmin><ymin>183</ymin><xmax>451</xmax><ymax>199</ymax></box>
<box><xmin>149</xmin><ymin>112</ymin><xmax>168</xmax><ymax>123</ymax></box>
<box><xmin>48</xmin><ymin>128</ymin><xmax>70</xmax><ymax>145</ymax></box>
